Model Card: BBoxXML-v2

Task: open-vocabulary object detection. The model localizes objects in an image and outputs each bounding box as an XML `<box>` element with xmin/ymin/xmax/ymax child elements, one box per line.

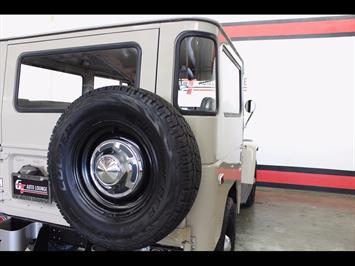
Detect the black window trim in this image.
<box><xmin>173</xmin><ymin>31</ymin><xmax>219</xmax><ymax>116</ymax></box>
<box><xmin>14</xmin><ymin>42</ymin><xmax>142</xmax><ymax>113</ymax></box>
<box><xmin>221</xmin><ymin>45</ymin><xmax>243</xmax><ymax>116</ymax></box>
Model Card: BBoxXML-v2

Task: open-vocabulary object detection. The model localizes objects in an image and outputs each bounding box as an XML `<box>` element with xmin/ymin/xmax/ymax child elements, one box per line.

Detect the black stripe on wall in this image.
<box><xmin>257</xmin><ymin>182</ymin><xmax>355</xmax><ymax>195</ymax></box>
<box><xmin>257</xmin><ymin>165</ymin><xmax>355</xmax><ymax>177</ymax></box>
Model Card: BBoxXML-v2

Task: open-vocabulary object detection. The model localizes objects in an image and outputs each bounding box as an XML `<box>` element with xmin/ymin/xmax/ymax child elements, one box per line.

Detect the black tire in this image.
<box><xmin>215</xmin><ymin>197</ymin><xmax>236</xmax><ymax>251</ymax></box>
<box><xmin>241</xmin><ymin>164</ymin><xmax>257</xmax><ymax>209</ymax></box>
<box><xmin>48</xmin><ymin>86</ymin><xmax>201</xmax><ymax>250</ymax></box>
<box><xmin>225</xmin><ymin>200</ymin><xmax>236</xmax><ymax>250</ymax></box>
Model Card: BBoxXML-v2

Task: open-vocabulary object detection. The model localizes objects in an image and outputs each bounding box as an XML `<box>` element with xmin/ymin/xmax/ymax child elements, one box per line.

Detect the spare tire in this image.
<box><xmin>48</xmin><ymin>86</ymin><xmax>201</xmax><ymax>250</ymax></box>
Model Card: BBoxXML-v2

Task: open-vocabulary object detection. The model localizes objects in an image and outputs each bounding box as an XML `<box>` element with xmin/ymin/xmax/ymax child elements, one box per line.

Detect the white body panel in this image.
<box><xmin>241</xmin><ymin>141</ymin><xmax>258</xmax><ymax>184</ymax></box>
<box><xmin>1</xmin><ymin>27</ymin><xmax>159</xmax><ymax>225</ymax></box>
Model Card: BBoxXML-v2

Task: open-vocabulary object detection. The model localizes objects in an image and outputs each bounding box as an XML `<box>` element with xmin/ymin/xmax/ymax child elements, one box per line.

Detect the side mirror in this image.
<box><xmin>245</xmin><ymin>100</ymin><xmax>256</xmax><ymax>113</ymax></box>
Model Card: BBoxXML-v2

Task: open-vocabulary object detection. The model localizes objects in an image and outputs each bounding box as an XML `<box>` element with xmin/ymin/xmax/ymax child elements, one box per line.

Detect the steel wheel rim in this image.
<box><xmin>71</xmin><ymin>120</ymin><xmax>158</xmax><ymax>215</ymax></box>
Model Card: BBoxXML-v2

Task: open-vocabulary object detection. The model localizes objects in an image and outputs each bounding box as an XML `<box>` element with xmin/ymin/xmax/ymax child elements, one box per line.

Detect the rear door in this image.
<box><xmin>0</xmin><ymin>27</ymin><xmax>159</xmax><ymax>224</ymax></box>
<box><xmin>216</xmin><ymin>44</ymin><xmax>244</xmax><ymax>166</ymax></box>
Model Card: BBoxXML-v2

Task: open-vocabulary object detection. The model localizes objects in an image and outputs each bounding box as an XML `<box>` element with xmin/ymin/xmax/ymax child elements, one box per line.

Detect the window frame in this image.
<box><xmin>14</xmin><ymin>42</ymin><xmax>142</xmax><ymax>113</ymax></box>
<box><xmin>220</xmin><ymin>45</ymin><xmax>243</xmax><ymax>116</ymax></box>
<box><xmin>173</xmin><ymin>31</ymin><xmax>219</xmax><ymax>116</ymax></box>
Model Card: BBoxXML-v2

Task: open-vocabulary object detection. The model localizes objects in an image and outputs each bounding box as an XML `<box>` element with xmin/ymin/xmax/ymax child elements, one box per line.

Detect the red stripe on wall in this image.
<box><xmin>224</xmin><ymin>19</ymin><xmax>355</xmax><ymax>38</ymax></box>
<box><xmin>257</xmin><ymin>170</ymin><xmax>355</xmax><ymax>190</ymax></box>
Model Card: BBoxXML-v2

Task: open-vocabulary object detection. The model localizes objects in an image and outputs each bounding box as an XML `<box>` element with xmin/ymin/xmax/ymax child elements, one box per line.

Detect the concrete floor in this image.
<box><xmin>235</xmin><ymin>187</ymin><xmax>355</xmax><ymax>251</ymax></box>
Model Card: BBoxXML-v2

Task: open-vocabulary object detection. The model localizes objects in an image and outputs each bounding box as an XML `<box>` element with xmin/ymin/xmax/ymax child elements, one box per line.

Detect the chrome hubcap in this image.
<box><xmin>90</xmin><ymin>138</ymin><xmax>144</xmax><ymax>199</ymax></box>
<box><xmin>95</xmin><ymin>154</ymin><xmax>124</xmax><ymax>186</ymax></box>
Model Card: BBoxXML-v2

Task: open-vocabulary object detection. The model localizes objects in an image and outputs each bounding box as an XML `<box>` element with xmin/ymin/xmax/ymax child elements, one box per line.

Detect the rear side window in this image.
<box><xmin>16</xmin><ymin>44</ymin><xmax>140</xmax><ymax>112</ymax></box>
<box><xmin>18</xmin><ymin>65</ymin><xmax>83</xmax><ymax>108</ymax></box>
<box><xmin>174</xmin><ymin>33</ymin><xmax>218</xmax><ymax>115</ymax></box>
<box><xmin>94</xmin><ymin>76</ymin><xmax>121</xmax><ymax>89</ymax></box>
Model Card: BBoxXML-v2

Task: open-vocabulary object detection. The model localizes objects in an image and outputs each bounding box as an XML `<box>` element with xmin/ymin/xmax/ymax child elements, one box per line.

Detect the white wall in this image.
<box><xmin>1</xmin><ymin>15</ymin><xmax>353</xmax><ymax>171</ymax></box>
<box><xmin>238</xmin><ymin>37</ymin><xmax>355</xmax><ymax>171</ymax></box>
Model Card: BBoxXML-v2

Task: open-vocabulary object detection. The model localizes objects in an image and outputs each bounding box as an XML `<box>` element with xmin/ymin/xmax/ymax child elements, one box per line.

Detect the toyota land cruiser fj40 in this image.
<box><xmin>0</xmin><ymin>18</ymin><xmax>257</xmax><ymax>251</ymax></box>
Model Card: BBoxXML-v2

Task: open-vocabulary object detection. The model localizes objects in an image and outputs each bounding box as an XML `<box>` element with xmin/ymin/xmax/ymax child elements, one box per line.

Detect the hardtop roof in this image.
<box><xmin>0</xmin><ymin>18</ymin><xmax>221</xmax><ymax>41</ymax></box>
<box><xmin>0</xmin><ymin>17</ymin><xmax>243</xmax><ymax>66</ymax></box>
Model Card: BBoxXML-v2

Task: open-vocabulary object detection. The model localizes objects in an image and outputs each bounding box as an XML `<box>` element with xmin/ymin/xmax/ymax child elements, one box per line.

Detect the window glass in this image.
<box><xmin>17</xmin><ymin>46</ymin><xmax>139</xmax><ymax>111</ymax></box>
<box><xmin>94</xmin><ymin>76</ymin><xmax>121</xmax><ymax>89</ymax></box>
<box><xmin>176</xmin><ymin>36</ymin><xmax>217</xmax><ymax>113</ymax></box>
<box><xmin>19</xmin><ymin>65</ymin><xmax>82</xmax><ymax>107</ymax></box>
<box><xmin>220</xmin><ymin>48</ymin><xmax>241</xmax><ymax>114</ymax></box>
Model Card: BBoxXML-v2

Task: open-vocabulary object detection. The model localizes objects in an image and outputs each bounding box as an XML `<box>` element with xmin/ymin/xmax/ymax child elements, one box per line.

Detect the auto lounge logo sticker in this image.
<box><xmin>14</xmin><ymin>179</ymin><xmax>48</xmax><ymax>196</ymax></box>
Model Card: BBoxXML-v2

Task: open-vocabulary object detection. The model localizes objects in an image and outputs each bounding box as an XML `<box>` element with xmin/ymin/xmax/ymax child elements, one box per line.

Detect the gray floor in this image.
<box><xmin>235</xmin><ymin>187</ymin><xmax>355</xmax><ymax>251</ymax></box>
